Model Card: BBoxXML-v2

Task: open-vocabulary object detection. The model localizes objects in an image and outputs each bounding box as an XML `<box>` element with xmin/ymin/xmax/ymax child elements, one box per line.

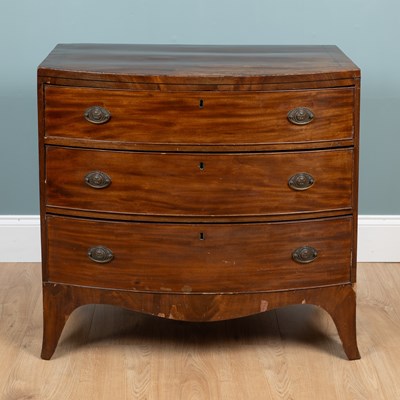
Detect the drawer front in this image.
<box><xmin>46</xmin><ymin>147</ymin><xmax>353</xmax><ymax>217</ymax></box>
<box><xmin>44</xmin><ymin>86</ymin><xmax>354</xmax><ymax>147</ymax></box>
<box><xmin>46</xmin><ymin>216</ymin><xmax>352</xmax><ymax>293</ymax></box>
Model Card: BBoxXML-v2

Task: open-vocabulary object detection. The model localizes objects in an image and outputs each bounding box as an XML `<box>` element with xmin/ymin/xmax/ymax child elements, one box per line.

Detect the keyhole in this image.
<box><xmin>199</xmin><ymin>161</ymin><xmax>205</xmax><ymax>171</ymax></box>
<box><xmin>199</xmin><ymin>232</ymin><xmax>205</xmax><ymax>240</ymax></box>
<box><xmin>199</xmin><ymin>99</ymin><xmax>204</xmax><ymax>109</ymax></box>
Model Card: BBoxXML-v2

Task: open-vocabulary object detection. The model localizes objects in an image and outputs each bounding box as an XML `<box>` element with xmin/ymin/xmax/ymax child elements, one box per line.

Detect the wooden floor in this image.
<box><xmin>0</xmin><ymin>263</ymin><xmax>399</xmax><ymax>399</ymax></box>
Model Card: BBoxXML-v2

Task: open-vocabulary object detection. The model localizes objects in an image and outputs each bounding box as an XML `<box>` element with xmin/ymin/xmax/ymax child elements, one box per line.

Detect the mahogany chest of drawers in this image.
<box><xmin>37</xmin><ymin>44</ymin><xmax>361</xmax><ymax>360</ymax></box>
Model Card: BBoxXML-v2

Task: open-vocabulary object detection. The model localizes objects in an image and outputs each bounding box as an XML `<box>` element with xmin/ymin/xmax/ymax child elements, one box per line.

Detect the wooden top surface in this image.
<box><xmin>38</xmin><ymin>44</ymin><xmax>360</xmax><ymax>85</ymax></box>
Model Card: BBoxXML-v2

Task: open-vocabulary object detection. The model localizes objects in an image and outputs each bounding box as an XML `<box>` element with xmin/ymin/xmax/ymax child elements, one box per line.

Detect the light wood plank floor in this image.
<box><xmin>0</xmin><ymin>263</ymin><xmax>399</xmax><ymax>399</ymax></box>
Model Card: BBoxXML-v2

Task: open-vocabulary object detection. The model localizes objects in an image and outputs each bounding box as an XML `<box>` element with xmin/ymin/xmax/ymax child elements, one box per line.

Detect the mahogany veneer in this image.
<box><xmin>38</xmin><ymin>44</ymin><xmax>361</xmax><ymax>360</ymax></box>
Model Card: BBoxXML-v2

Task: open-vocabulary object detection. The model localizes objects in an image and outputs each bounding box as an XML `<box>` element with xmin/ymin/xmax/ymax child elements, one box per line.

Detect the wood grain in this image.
<box><xmin>38</xmin><ymin>44</ymin><xmax>360</xmax><ymax>85</ymax></box>
<box><xmin>44</xmin><ymin>86</ymin><xmax>354</xmax><ymax>149</ymax></box>
<box><xmin>45</xmin><ymin>147</ymin><xmax>354</xmax><ymax>218</ymax></box>
<box><xmin>0</xmin><ymin>263</ymin><xmax>399</xmax><ymax>399</ymax></box>
<box><xmin>45</xmin><ymin>215</ymin><xmax>353</xmax><ymax>293</ymax></box>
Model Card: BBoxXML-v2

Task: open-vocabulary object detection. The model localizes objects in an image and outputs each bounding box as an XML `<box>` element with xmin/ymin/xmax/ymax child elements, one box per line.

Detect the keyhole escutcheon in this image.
<box><xmin>199</xmin><ymin>99</ymin><xmax>204</xmax><ymax>109</ymax></box>
<box><xmin>199</xmin><ymin>161</ymin><xmax>205</xmax><ymax>171</ymax></box>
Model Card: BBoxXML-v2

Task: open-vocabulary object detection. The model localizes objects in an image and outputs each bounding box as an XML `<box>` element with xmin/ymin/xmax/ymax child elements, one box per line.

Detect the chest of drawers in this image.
<box><xmin>38</xmin><ymin>44</ymin><xmax>360</xmax><ymax>360</ymax></box>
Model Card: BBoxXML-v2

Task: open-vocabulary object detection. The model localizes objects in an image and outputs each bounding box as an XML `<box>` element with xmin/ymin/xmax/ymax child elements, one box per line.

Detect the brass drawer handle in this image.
<box><xmin>292</xmin><ymin>246</ymin><xmax>318</xmax><ymax>264</ymax></box>
<box><xmin>88</xmin><ymin>246</ymin><xmax>114</xmax><ymax>263</ymax></box>
<box><xmin>84</xmin><ymin>171</ymin><xmax>111</xmax><ymax>189</ymax></box>
<box><xmin>287</xmin><ymin>107</ymin><xmax>314</xmax><ymax>125</ymax></box>
<box><xmin>288</xmin><ymin>172</ymin><xmax>315</xmax><ymax>191</ymax></box>
<box><xmin>84</xmin><ymin>105</ymin><xmax>111</xmax><ymax>124</ymax></box>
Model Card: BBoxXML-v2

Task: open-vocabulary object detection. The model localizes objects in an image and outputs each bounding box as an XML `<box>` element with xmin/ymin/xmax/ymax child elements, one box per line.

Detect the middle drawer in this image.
<box><xmin>46</xmin><ymin>147</ymin><xmax>353</xmax><ymax>217</ymax></box>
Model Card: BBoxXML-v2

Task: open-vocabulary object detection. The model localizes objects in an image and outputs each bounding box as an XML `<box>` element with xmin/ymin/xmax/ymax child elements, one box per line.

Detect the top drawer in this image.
<box><xmin>44</xmin><ymin>86</ymin><xmax>355</xmax><ymax>150</ymax></box>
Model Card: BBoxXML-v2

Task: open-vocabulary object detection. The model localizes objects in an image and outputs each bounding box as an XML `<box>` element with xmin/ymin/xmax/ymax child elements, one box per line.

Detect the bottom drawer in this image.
<box><xmin>46</xmin><ymin>215</ymin><xmax>353</xmax><ymax>293</ymax></box>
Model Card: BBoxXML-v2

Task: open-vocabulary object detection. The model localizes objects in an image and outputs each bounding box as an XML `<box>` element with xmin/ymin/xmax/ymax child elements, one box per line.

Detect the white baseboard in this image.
<box><xmin>357</xmin><ymin>215</ymin><xmax>400</xmax><ymax>262</ymax></box>
<box><xmin>0</xmin><ymin>215</ymin><xmax>399</xmax><ymax>263</ymax></box>
<box><xmin>0</xmin><ymin>216</ymin><xmax>41</xmax><ymax>262</ymax></box>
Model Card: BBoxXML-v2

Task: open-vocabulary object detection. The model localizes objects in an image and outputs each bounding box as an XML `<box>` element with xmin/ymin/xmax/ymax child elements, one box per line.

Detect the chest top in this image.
<box><xmin>38</xmin><ymin>44</ymin><xmax>360</xmax><ymax>86</ymax></box>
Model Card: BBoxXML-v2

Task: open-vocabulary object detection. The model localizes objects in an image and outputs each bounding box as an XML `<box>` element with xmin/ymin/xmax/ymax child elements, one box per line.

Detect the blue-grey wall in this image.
<box><xmin>0</xmin><ymin>0</ymin><xmax>398</xmax><ymax>214</ymax></box>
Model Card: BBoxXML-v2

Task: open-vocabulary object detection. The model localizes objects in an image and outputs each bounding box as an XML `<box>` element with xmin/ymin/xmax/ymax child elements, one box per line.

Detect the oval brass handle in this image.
<box><xmin>84</xmin><ymin>106</ymin><xmax>111</xmax><ymax>124</ymax></box>
<box><xmin>287</xmin><ymin>107</ymin><xmax>314</xmax><ymax>125</ymax></box>
<box><xmin>288</xmin><ymin>172</ymin><xmax>315</xmax><ymax>191</ymax></box>
<box><xmin>292</xmin><ymin>246</ymin><xmax>318</xmax><ymax>264</ymax></box>
<box><xmin>84</xmin><ymin>171</ymin><xmax>111</xmax><ymax>189</ymax></box>
<box><xmin>88</xmin><ymin>246</ymin><xmax>114</xmax><ymax>263</ymax></box>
